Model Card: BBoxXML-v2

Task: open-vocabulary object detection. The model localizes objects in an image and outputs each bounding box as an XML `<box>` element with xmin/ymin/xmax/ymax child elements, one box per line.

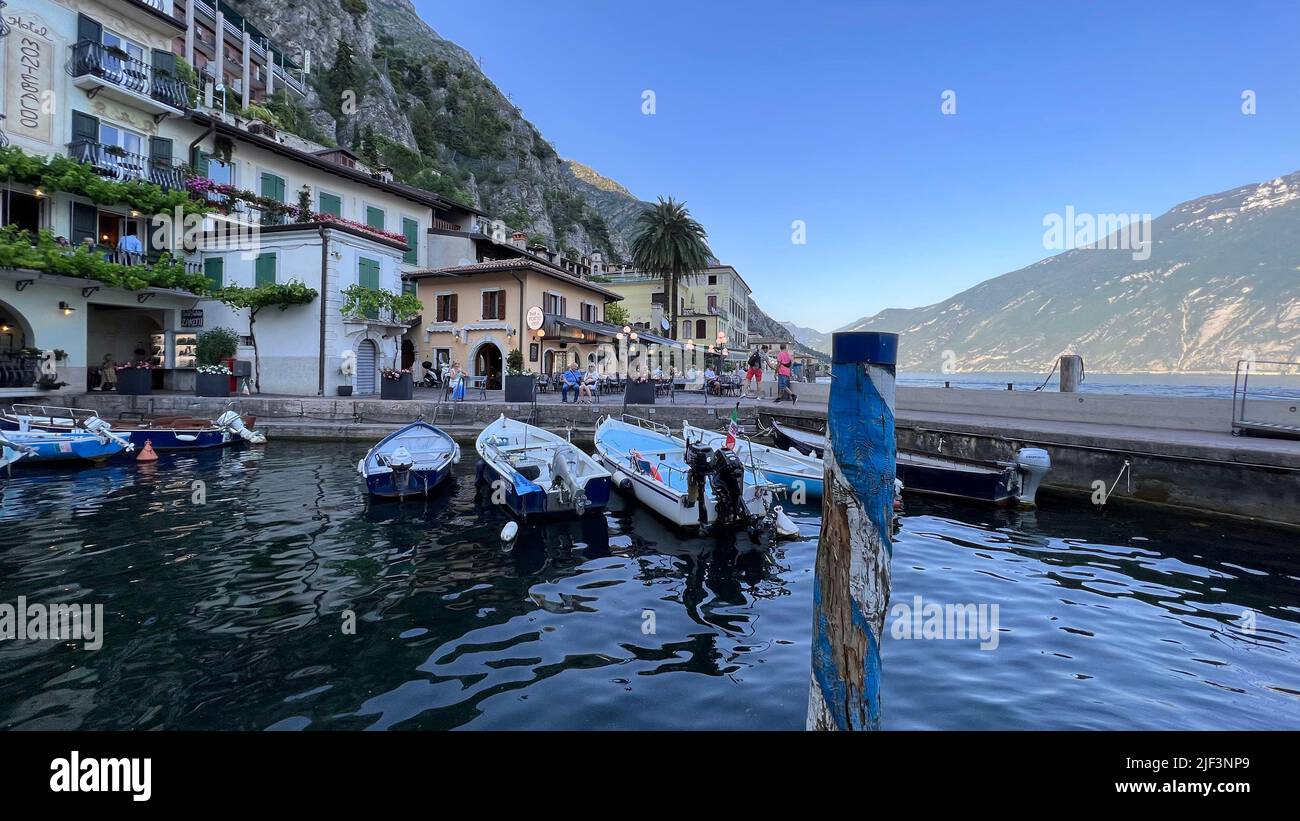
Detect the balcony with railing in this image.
<box><xmin>67</xmin><ymin>140</ymin><xmax>186</xmax><ymax>189</ymax></box>
<box><xmin>68</xmin><ymin>40</ymin><xmax>187</xmax><ymax>116</ymax></box>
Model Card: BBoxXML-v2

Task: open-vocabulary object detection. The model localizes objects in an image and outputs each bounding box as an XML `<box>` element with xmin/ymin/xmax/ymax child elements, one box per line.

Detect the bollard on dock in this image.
<box><xmin>808</xmin><ymin>331</ymin><xmax>898</xmax><ymax>730</ymax></box>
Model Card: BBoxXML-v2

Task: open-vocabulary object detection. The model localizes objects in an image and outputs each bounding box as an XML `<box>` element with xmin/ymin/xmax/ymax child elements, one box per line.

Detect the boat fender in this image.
<box><xmin>500</xmin><ymin>521</ymin><xmax>519</xmax><ymax>544</ymax></box>
<box><xmin>788</xmin><ymin>447</ymin><xmax>801</xmax><ymax>455</ymax></box>
<box><xmin>773</xmin><ymin>505</ymin><xmax>799</xmax><ymax>539</ymax></box>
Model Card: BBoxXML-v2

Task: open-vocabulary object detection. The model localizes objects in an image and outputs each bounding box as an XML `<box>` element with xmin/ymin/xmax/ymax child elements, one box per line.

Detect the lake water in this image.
<box><xmin>892</xmin><ymin>371</ymin><xmax>1300</xmax><ymax>399</ymax></box>
<box><xmin>1</xmin><ymin>443</ymin><xmax>1297</xmax><ymax>730</ymax></box>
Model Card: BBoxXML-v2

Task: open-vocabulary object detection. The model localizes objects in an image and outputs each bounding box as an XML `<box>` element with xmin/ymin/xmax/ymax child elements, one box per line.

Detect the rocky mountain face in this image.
<box><xmin>749</xmin><ymin>298</ymin><xmax>829</xmax><ymax>362</ymax></box>
<box><xmin>839</xmin><ymin>172</ymin><xmax>1300</xmax><ymax>373</ymax></box>
<box><xmin>781</xmin><ymin>321</ymin><xmax>832</xmax><ymax>355</ymax></box>
<box><xmin>229</xmin><ymin>0</ymin><xmax>644</xmax><ymax>263</ymax></box>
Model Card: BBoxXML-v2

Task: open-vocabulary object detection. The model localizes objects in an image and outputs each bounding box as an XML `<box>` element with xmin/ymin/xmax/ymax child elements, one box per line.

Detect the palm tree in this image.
<box><xmin>629</xmin><ymin>197</ymin><xmax>713</xmax><ymax>339</ymax></box>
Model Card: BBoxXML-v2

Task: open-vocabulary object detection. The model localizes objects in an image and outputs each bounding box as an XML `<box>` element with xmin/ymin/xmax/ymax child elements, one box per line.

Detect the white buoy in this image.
<box><xmin>500</xmin><ymin>521</ymin><xmax>519</xmax><ymax>544</ymax></box>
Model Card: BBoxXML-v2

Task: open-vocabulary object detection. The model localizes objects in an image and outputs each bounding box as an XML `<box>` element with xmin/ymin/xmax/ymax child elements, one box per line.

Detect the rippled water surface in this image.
<box><xmin>1</xmin><ymin>443</ymin><xmax>1297</xmax><ymax>730</ymax></box>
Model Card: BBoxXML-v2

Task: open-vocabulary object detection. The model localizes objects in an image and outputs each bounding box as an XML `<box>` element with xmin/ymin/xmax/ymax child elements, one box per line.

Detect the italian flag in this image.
<box><xmin>725</xmin><ymin>405</ymin><xmax>740</xmax><ymax>449</ymax></box>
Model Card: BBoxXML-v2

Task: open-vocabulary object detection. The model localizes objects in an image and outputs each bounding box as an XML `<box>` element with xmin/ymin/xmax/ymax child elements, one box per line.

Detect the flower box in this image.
<box><xmin>380</xmin><ymin>373</ymin><xmax>413</xmax><ymax>400</ymax></box>
<box><xmin>116</xmin><ymin>367</ymin><xmax>153</xmax><ymax>395</ymax></box>
<box><xmin>624</xmin><ymin>380</ymin><xmax>656</xmax><ymax>405</ymax></box>
<box><xmin>503</xmin><ymin>374</ymin><xmax>536</xmax><ymax>403</ymax></box>
<box><xmin>337</xmin><ymin>385</ymin><xmax>353</xmax><ymax>397</ymax></box>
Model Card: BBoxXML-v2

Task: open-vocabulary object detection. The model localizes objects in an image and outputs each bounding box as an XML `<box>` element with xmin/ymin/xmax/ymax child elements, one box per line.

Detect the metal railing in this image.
<box><xmin>1231</xmin><ymin>358</ymin><xmax>1300</xmax><ymax>438</ymax></box>
<box><xmin>67</xmin><ymin>139</ymin><xmax>185</xmax><ymax>189</ymax></box>
<box><xmin>68</xmin><ymin>40</ymin><xmax>188</xmax><ymax>111</ymax></box>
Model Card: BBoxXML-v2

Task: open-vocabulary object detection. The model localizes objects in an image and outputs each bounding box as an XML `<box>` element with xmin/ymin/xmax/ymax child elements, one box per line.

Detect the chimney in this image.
<box><xmin>511</xmin><ymin>231</ymin><xmax>527</xmax><ymax>250</ymax></box>
<box><xmin>372</xmin><ymin>165</ymin><xmax>394</xmax><ymax>183</ymax></box>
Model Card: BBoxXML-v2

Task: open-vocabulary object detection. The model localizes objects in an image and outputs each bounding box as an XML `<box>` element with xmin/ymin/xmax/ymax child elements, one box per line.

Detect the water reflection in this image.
<box><xmin>0</xmin><ymin>444</ymin><xmax>1297</xmax><ymax>730</ymax></box>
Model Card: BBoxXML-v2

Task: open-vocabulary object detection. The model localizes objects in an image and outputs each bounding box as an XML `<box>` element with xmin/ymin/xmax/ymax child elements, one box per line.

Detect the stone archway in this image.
<box><xmin>470</xmin><ymin>339</ymin><xmax>504</xmax><ymax>390</ymax></box>
<box><xmin>0</xmin><ymin>298</ymin><xmax>37</xmax><ymax>390</ymax></box>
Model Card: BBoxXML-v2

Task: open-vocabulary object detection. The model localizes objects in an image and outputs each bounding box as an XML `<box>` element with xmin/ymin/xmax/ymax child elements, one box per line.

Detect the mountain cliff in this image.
<box><xmin>839</xmin><ymin>171</ymin><xmax>1300</xmax><ymax>373</ymax></box>
<box><xmin>229</xmin><ymin>0</ymin><xmax>645</xmax><ymax>263</ymax></box>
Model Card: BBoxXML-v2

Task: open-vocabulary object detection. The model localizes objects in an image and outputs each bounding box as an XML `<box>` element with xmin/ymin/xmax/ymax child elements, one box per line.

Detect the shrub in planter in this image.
<box><xmin>195</xmin><ymin>364</ymin><xmax>233</xmax><ymax>397</ymax></box>
<box><xmin>116</xmin><ymin>363</ymin><xmax>153</xmax><ymax>395</ymax></box>
<box><xmin>503</xmin><ymin>348</ymin><xmax>535</xmax><ymax>402</ymax></box>
<box><xmin>380</xmin><ymin>367</ymin><xmax>413</xmax><ymax>400</ymax></box>
<box><xmin>196</xmin><ymin>327</ymin><xmax>239</xmax><ymax>367</ymax></box>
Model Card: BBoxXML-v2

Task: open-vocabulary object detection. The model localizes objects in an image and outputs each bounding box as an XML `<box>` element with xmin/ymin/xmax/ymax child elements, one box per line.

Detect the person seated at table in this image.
<box><xmin>686</xmin><ymin>366</ymin><xmax>698</xmax><ymax>384</ymax></box>
<box><xmin>578</xmin><ymin>365</ymin><xmax>598</xmax><ymax>404</ymax></box>
<box><xmin>448</xmin><ymin>362</ymin><xmax>466</xmax><ymax>401</ymax></box>
<box><xmin>704</xmin><ymin>365</ymin><xmax>719</xmax><ymax>394</ymax></box>
<box><xmin>560</xmin><ymin>363</ymin><xmax>581</xmax><ymax>403</ymax></box>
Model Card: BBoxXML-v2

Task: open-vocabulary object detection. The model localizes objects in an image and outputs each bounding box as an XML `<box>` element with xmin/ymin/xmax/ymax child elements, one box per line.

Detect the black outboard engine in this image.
<box><xmin>686</xmin><ymin>441</ymin><xmax>716</xmax><ymax>526</ymax></box>
<box><xmin>710</xmin><ymin>447</ymin><xmax>748</xmax><ymax>527</ymax></box>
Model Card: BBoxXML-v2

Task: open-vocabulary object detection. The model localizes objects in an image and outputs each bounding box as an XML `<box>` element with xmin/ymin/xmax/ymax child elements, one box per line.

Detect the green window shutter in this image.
<box><xmin>71</xmin><ymin>110</ymin><xmax>98</xmax><ymax>144</ymax></box>
<box><xmin>254</xmin><ymin>253</ymin><xmax>276</xmax><ymax>287</ymax></box>
<box><xmin>192</xmin><ymin>148</ymin><xmax>209</xmax><ymax>177</ymax></box>
<box><xmin>70</xmin><ymin>202</ymin><xmax>97</xmax><ymax>246</ymax></box>
<box><xmin>149</xmin><ymin>136</ymin><xmax>173</xmax><ymax>165</ymax></box>
<box><xmin>365</xmin><ymin>206</ymin><xmax>384</xmax><ymax>230</ymax></box>
<box><xmin>359</xmin><ymin>258</ymin><xmax>380</xmax><ymax>318</ymax></box>
<box><xmin>203</xmin><ymin>257</ymin><xmax>224</xmax><ymax>291</ymax></box>
<box><xmin>77</xmin><ymin>14</ymin><xmax>102</xmax><ymax>45</ymax></box>
<box><xmin>260</xmin><ymin>172</ymin><xmax>285</xmax><ymax>202</ymax></box>
<box><xmin>401</xmin><ymin>217</ymin><xmax>419</xmax><ymax>264</ymax></box>
<box><xmin>151</xmin><ymin>49</ymin><xmax>176</xmax><ymax>78</ymax></box>
<box><xmin>319</xmin><ymin>192</ymin><xmax>341</xmax><ymax>217</ymax></box>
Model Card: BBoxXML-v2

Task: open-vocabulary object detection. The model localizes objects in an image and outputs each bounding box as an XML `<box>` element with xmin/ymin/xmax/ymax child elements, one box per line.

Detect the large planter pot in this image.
<box><xmin>624</xmin><ymin>380</ymin><xmax>656</xmax><ymax>405</ymax></box>
<box><xmin>380</xmin><ymin>374</ymin><xmax>414</xmax><ymax>400</ymax></box>
<box><xmin>337</xmin><ymin>385</ymin><xmax>353</xmax><ymax>397</ymax></box>
<box><xmin>116</xmin><ymin>367</ymin><xmax>153</xmax><ymax>396</ymax></box>
<box><xmin>195</xmin><ymin>372</ymin><xmax>232</xmax><ymax>397</ymax></box>
<box><xmin>503</xmin><ymin>374</ymin><xmax>536</xmax><ymax>403</ymax></box>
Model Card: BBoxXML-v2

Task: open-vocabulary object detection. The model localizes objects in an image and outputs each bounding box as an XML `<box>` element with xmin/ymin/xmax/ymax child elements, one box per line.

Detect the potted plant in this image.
<box><xmin>116</xmin><ymin>362</ymin><xmax>153</xmax><ymax>395</ymax></box>
<box><xmin>380</xmin><ymin>366</ymin><xmax>413</xmax><ymax>400</ymax></box>
<box><xmin>624</xmin><ymin>374</ymin><xmax>656</xmax><ymax>405</ymax></box>
<box><xmin>194</xmin><ymin>327</ymin><xmax>238</xmax><ymax>397</ymax></box>
<box><xmin>503</xmin><ymin>348</ymin><xmax>535</xmax><ymax>402</ymax></box>
<box><xmin>195</xmin><ymin>364</ymin><xmax>233</xmax><ymax>397</ymax></box>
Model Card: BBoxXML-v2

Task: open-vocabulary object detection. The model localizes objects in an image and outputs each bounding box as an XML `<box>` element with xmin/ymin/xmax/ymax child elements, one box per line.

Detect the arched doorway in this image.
<box><xmin>543</xmin><ymin>349</ymin><xmax>556</xmax><ymax>378</ymax></box>
<box><xmin>400</xmin><ymin>339</ymin><xmax>415</xmax><ymax>370</ymax></box>
<box><xmin>0</xmin><ymin>299</ymin><xmax>36</xmax><ymax>390</ymax></box>
<box><xmin>474</xmin><ymin>343</ymin><xmax>502</xmax><ymax>390</ymax></box>
<box><xmin>356</xmin><ymin>339</ymin><xmax>379</xmax><ymax>395</ymax></box>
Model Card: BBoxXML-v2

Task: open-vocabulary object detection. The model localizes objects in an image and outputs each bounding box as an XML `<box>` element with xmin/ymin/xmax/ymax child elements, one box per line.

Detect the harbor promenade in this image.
<box><xmin>52</xmin><ymin>384</ymin><xmax>1300</xmax><ymax>529</ymax></box>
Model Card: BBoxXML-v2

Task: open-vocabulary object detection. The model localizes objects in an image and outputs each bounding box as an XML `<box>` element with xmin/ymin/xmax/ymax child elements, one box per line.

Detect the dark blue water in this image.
<box><xmin>0</xmin><ymin>443</ymin><xmax>1297</xmax><ymax>729</ymax></box>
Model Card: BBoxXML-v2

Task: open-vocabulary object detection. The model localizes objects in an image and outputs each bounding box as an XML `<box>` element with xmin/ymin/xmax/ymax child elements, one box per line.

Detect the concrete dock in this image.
<box><xmin>47</xmin><ymin>384</ymin><xmax>1300</xmax><ymax>529</ymax></box>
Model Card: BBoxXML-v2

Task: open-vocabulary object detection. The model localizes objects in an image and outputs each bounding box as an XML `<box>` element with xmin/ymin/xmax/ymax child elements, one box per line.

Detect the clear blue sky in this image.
<box><xmin>413</xmin><ymin>0</ymin><xmax>1300</xmax><ymax>331</ymax></box>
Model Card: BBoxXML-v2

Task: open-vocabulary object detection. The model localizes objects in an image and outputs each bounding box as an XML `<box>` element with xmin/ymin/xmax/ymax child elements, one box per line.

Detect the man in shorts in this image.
<box><xmin>774</xmin><ymin>344</ymin><xmax>796</xmax><ymax>404</ymax></box>
<box><xmin>745</xmin><ymin>345</ymin><xmax>768</xmax><ymax>398</ymax></box>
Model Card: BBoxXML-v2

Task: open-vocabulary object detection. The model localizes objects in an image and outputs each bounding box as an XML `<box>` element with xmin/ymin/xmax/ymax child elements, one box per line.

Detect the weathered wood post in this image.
<box><xmin>808</xmin><ymin>331</ymin><xmax>898</xmax><ymax>730</ymax></box>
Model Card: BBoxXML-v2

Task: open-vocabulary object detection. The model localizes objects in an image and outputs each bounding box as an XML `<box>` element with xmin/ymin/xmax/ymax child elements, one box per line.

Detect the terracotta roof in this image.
<box><xmin>404</xmin><ymin>257</ymin><xmax>624</xmax><ymax>301</ymax></box>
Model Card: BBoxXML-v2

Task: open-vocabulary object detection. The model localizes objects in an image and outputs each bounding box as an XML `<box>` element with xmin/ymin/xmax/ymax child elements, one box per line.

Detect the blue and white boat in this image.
<box><xmin>681</xmin><ymin>422</ymin><xmax>824</xmax><ymax>501</ymax></box>
<box><xmin>1</xmin><ymin>434</ymin><xmax>34</xmax><ymax>471</ymax></box>
<box><xmin>0</xmin><ymin>428</ymin><xmax>130</xmax><ymax>465</ymax></box>
<box><xmin>358</xmin><ymin>421</ymin><xmax>459</xmax><ymax>500</ymax></box>
<box><xmin>0</xmin><ymin>405</ymin><xmax>264</xmax><ymax>451</ymax></box>
<box><xmin>594</xmin><ymin>415</ymin><xmax>789</xmax><ymax>535</ymax></box>
<box><xmin>476</xmin><ymin>415</ymin><xmax>612</xmax><ymax>519</ymax></box>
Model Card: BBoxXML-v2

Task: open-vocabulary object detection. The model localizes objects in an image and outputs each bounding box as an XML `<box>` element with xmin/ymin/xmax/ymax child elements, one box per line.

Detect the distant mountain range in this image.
<box><xmin>794</xmin><ymin>171</ymin><xmax>1300</xmax><ymax>373</ymax></box>
<box><xmin>780</xmin><ymin>322</ymin><xmax>833</xmax><ymax>355</ymax></box>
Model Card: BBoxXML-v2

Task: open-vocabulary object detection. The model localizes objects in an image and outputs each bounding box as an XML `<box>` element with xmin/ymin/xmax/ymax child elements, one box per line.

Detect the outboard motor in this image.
<box><xmin>82</xmin><ymin>416</ymin><xmax>134</xmax><ymax>452</ymax></box>
<box><xmin>551</xmin><ymin>447</ymin><xmax>588</xmax><ymax>515</ymax></box>
<box><xmin>685</xmin><ymin>441</ymin><xmax>716</xmax><ymax>525</ymax></box>
<box><xmin>1013</xmin><ymin>448</ymin><xmax>1051</xmax><ymax>507</ymax></box>
<box><xmin>709</xmin><ymin>446</ymin><xmax>748</xmax><ymax>527</ymax></box>
<box><xmin>383</xmin><ymin>445</ymin><xmax>414</xmax><ymax>491</ymax></box>
<box><xmin>215</xmin><ymin>410</ymin><xmax>267</xmax><ymax>444</ymax></box>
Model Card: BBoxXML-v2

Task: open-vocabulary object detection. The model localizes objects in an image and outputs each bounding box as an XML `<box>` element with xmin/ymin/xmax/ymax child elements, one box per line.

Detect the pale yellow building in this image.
<box><xmin>405</xmin><ymin>257</ymin><xmax>628</xmax><ymax>387</ymax></box>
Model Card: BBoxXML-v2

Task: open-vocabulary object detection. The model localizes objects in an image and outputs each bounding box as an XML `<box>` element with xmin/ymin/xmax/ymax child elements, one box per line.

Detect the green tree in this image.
<box><xmin>629</xmin><ymin>197</ymin><xmax>713</xmax><ymax>339</ymax></box>
<box><xmin>217</xmin><ymin>283</ymin><xmax>318</xmax><ymax>392</ymax></box>
<box><xmin>603</xmin><ymin>301</ymin><xmax>630</xmax><ymax>328</ymax></box>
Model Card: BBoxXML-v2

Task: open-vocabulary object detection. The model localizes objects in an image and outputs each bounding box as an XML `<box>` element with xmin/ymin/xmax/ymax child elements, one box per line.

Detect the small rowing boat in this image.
<box><xmin>594</xmin><ymin>415</ymin><xmax>790</xmax><ymax>537</ymax></box>
<box><xmin>0</xmin><ymin>404</ymin><xmax>265</xmax><ymax>450</ymax></box>
<box><xmin>358</xmin><ymin>421</ymin><xmax>459</xmax><ymax>500</ymax></box>
<box><xmin>476</xmin><ymin>415</ymin><xmax>612</xmax><ymax>519</ymax></box>
<box><xmin>0</xmin><ymin>427</ymin><xmax>131</xmax><ymax>465</ymax></box>
<box><xmin>681</xmin><ymin>422</ymin><xmax>824</xmax><ymax>501</ymax></box>
<box><xmin>762</xmin><ymin>414</ymin><xmax>1051</xmax><ymax>506</ymax></box>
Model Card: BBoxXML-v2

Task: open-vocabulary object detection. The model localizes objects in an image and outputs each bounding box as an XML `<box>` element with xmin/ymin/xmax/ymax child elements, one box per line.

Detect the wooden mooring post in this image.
<box><xmin>808</xmin><ymin>331</ymin><xmax>898</xmax><ymax>730</ymax></box>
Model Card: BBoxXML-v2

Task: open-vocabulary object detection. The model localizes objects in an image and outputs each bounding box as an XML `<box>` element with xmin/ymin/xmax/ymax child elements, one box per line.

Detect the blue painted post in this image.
<box><xmin>808</xmin><ymin>331</ymin><xmax>898</xmax><ymax>730</ymax></box>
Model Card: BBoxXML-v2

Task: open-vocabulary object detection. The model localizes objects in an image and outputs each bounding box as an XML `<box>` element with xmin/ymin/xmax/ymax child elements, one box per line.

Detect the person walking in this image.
<box><xmin>745</xmin><ymin>345</ymin><xmax>767</xmax><ymax>398</ymax></box>
<box><xmin>774</xmin><ymin>343</ymin><xmax>796</xmax><ymax>404</ymax></box>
